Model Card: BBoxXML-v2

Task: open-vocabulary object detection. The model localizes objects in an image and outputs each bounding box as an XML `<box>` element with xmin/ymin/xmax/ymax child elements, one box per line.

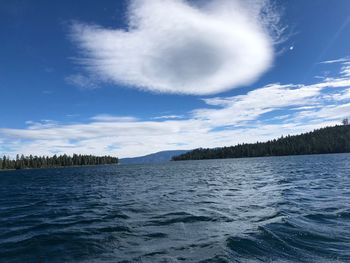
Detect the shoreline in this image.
<box><xmin>172</xmin><ymin>151</ymin><xmax>350</xmax><ymax>162</ymax></box>
<box><xmin>0</xmin><ymin>163</ymin><xmax>119</xmax><ymax>172</ymax></box>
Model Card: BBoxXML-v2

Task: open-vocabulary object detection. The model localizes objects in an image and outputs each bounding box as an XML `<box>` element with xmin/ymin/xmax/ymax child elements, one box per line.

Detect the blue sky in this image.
<box><xmin>1</xmin><ymin>0</ymin><xmax>350</xmax><ymax>157</ymax></box>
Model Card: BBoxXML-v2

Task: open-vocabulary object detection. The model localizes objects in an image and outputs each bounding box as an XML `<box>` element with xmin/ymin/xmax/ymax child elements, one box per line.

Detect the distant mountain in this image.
<box><xmin>120</xmin><ymin>150</ymin><xmax>189</xmax><ymax>164</ymax></box>
<box><xmin>173</xmin><ymin>124</ymin><xmax>350</xmax><ymax>161</ymax></box>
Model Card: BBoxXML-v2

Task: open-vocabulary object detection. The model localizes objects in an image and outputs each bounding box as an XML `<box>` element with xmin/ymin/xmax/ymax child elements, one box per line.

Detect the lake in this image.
<box><xmin>1</xmin><ymin>154</ymin><xmax>350</xmax><ymax>262</ymax></box>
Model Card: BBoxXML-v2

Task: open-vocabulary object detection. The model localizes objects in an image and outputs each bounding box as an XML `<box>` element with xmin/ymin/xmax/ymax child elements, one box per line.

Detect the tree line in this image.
<box><xmin>0</xmin><ymin>154</ymin><xmax>118</xmax><ymax>170</ymax></box>
<box><xmin>172</xmin><ymin>124</ymin><xmax>350</xmax><ymax>161</ymax></box>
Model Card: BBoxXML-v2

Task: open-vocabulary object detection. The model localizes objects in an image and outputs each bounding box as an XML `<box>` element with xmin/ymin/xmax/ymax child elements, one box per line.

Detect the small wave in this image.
<box><xmin>1</xmin><ymin>154</ymin><xmax>350</xmax><ymax>262</ymax></box>
<box><xmin>226</xmin><ymin>214</ymin><xmax>350</xmax><ymax>262</ymax></box>
<box><xmin>148</xmin><ymin>212</ymin><xmax>214</xmax><ymax>226</ymax></box>
<box><xmin>144</xmin><ymin>232</ymin><xmax>168</xmax><ymax>238</ymax></box>
<box><xmin>98</xmin><ymin>226</ymin><xmax>131</xmax><ymax>233</ymax></box>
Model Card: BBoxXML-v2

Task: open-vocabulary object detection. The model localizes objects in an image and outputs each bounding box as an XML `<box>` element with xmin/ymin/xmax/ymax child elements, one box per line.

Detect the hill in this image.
<box><xmin>121</xmin><ymin>150</ymin><xmax>189</xmax><ymax>164</ymax></box>
<box><xmin>172</xmin><ymin>125</ymin><xmax>350</xmax><ymax>161</ymax></box>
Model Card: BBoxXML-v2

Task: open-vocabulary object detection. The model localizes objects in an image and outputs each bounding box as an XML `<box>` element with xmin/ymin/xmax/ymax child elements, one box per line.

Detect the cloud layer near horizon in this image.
<box><xmin>1</xmin><ymin>58</ymin><xmax>350</xmax><ymax>158</ymax></box>
<box><xmin>71</xmin><ymin>0</ymin><xmax>281</xmax><ymax>95</ymax></box>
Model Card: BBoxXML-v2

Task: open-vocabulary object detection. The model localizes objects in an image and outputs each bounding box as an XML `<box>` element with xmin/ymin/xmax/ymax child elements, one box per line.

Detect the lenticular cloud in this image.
<box><xmin>72</xmin><ymin>0</ymin><xmax>280</xmax><ymax>95</ymax></box>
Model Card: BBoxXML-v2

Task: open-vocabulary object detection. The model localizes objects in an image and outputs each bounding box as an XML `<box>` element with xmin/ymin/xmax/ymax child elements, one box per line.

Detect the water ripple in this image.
<box><xmin>0</xmin><ymin>154</ymin><xmax>350</xmax><ymax>262</ymax></box>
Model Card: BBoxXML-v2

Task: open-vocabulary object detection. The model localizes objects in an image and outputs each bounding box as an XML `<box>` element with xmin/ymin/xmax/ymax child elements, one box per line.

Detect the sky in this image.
<box><xmin>1</xmin><ymin>0</ymin><xmax>350</xmax><ymax>158</ymax></box>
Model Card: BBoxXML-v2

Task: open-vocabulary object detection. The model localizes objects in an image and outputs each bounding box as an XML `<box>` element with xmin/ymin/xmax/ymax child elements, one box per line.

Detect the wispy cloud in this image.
<box><xmin>320</xmin><ymin>57</ymin><xmax>350</xmax><ymax>64</ymax></box>
<box><xmin>1</xmin><ymin>59</ymin><xmax>350</xmax><ymax>158</ymax></box>
<box><xmin>341</xmin><ymin>62</ymin><xmax>350</xmax><ymax>77</ymax></box>
<box><xmin>65</xmin><ymin>73</ymin><xmax>98</xmax><ymax>89</ymax></box>
<box><xmin>70</xmin><ymin>0</ymin><xmax>282</xmax><ymax>95</ymax></box>
<box><xmin>152</xmin><ymin>115</ymin><xmax>184</xmax><ymax>120</ymax></box>
<box><xmin>91</xmin><ymin>115</ymin><xmax>138</xmax><ymax>122</ymax></box>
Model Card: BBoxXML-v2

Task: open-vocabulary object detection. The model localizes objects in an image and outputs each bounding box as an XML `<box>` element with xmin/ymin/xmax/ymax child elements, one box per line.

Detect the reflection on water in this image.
<box><xmin>0</xmin><ymin>154</ymin><xmax>350</xmax><ymax>262</ymax></box>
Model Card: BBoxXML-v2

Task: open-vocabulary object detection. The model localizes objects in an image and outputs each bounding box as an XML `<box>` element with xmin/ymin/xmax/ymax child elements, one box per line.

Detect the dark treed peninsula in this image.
<box><xmin>172</xmin><ymin>124</ymin><xmax>350</xmax><ymax>161</ymax></box>
<box><xmin>0</xmin><ymin>154</ymin><xmax>118</xmax><ymax>170</ymax></box>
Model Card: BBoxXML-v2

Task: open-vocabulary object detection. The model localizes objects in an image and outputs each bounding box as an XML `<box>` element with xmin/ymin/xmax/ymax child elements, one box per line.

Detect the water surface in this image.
<box><xmin>1</xmin><ymin>154</ymin><xmax>350</xmax><ymax>262</ymax></box>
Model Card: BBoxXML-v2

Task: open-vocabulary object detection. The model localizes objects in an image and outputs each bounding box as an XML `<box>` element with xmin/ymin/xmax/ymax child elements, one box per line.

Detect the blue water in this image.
<box><xmin>1</xmin><ymin>154</ymin><xmax>350</xmax><ymax>262</ymax></box>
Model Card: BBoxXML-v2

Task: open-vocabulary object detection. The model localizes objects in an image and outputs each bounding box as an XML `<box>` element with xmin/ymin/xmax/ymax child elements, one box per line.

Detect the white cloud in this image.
<box><xmin>191</xmin><ymin>81</ymin><xmax>346</xmax><ymax>127</ymax></box>
<box><xmin>2</xmin><ymin>59</ymin><xmax>350</xmax><ymax>158</ymax></box>
<box><xmin>71</xmin><ymin>0</ymin><xmax>281</xmax><ymax>95</ymax></box>
<box><xmin>1</xmin><ymin>74</ymin><xmax>350</xmax><ymax>158</ymax></box>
